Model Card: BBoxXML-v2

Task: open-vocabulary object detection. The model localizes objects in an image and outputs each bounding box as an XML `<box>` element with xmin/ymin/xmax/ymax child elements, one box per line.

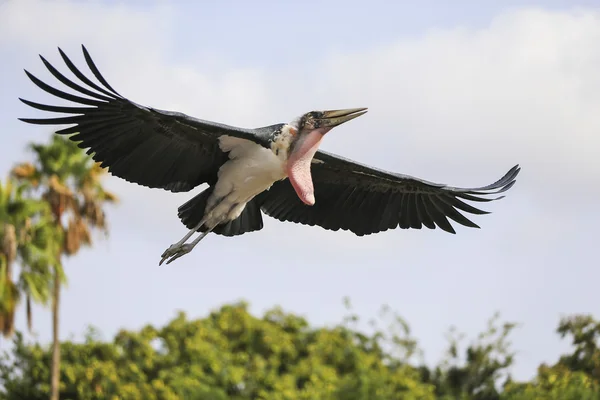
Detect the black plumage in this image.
<box><xmin>19</xmin><ymin>45</ymin><xmax>520</xmax><ymax>249</ymax></box>
<box><xmin>261</xmin><ymin>153</ymin><xmax>519</xmax><ymax>235</ymax></box>
<box><xmin>19</xmin><ymin>45</ymin><xmax>270</xmax><ymax>193</ymax></box>
<box><xmin>178</xmin><ymin>188</ymin><xmax>265</xmax><ymax>236</ymax></box>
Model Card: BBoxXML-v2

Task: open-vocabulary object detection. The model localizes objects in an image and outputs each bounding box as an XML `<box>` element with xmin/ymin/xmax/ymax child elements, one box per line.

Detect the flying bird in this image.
<box><xmin>19</xmin><ymin>46</ymin><xmax>520</xmax><ymax>265</ymax></box>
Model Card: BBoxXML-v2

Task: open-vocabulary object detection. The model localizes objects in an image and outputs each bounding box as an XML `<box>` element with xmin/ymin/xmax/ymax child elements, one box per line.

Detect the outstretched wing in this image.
<box><xmin>19</xmin><ymin>45</ymin><xmax>263</xmax><ymax>192</ymax></box>
<box><xmin>260</xmin><ymin>150</ymin><xmax>520</xmax><ymax>235</ymax></box>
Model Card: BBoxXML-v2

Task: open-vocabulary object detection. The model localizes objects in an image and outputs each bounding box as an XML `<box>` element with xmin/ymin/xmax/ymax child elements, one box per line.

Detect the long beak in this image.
<box><xmin>317</xmin><ymin>107</ymin><xmax>368</xmax><ymax>128</ymax></box>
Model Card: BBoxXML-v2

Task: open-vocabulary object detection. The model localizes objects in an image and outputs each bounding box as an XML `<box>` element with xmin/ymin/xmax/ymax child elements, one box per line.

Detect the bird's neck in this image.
<box><xmin>268</xmin><ymin>124</ymin><xmax>297</xmax><ymax>163</ymax></box>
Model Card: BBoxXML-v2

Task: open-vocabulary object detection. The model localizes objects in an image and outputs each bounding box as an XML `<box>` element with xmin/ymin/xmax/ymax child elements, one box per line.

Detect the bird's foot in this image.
<box><xmin>159</xmin><ymin>243</ymin><xmax>194</xmax><ymax>266</ymax></box>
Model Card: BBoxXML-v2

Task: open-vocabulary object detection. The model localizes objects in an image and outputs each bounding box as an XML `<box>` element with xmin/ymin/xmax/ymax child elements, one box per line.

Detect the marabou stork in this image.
<box><xmin>19</xmin><ymin>46</ymin><xmax>521</xmax><ymax>265</ymax></box>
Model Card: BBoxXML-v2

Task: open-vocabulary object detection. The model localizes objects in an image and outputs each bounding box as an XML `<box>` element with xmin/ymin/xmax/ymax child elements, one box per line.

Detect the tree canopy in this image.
<box><xmin>0</xmin><ymin>177</ymin><xmax>59</xmax><ymax>336</ymax></box>
<box><xmin>4</xmin><ymin>135</ymin><xmax>117</xmax><ymax>400</ymax></box>
<box><xmin>0</xmin><ymin>301</ymin><xmax>598</xmax><ymax>400</ymax></box>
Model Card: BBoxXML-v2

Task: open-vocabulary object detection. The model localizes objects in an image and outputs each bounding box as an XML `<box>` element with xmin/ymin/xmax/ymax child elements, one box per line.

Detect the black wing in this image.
<box><xmin>260</xmin><ymin>151</ymin><xmax>520</xmax><ymax>235</ymax></box>
<box><xmin>19</xmin><ymin>45</ymin><xmax>264</xmax><ymax>192</ymax></box>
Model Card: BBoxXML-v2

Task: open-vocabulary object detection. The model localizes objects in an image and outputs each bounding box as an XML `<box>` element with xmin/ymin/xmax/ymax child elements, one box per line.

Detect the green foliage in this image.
<box><xmin>499</xmin><ymin>314</ymin><xmax>600</xmax><ymax>400</ymax></box>
<box><xmin>11</xmin><ymin>135</ymin><xmax>118</xmax><ymax>400</ymax></box>
<box><xmin>502</xmin><ymin>365</ymin><xmax>600</xmax><ymax>400</ymax></box>
<box><xmin>1</xmin><ymin>302</ymin><xmax>600</xmax><ymax>400</ymax></box>
<box><xmin>1</xmin><ymin>301</ymin><xmax>600</xmax><ymax>400</ymax></box>
<box><xmin>555</xmin><ymin>315</ymin><xmax>600</xmax><ymax>381</ymax></box>
<box><xmin>25</xmin><ymin>136</ymin><xmax>94</xmax><ymax>189</ymax></box>
<box><xmin>0</xmin><ymin>177</ymin><xmax>60</xmax><ymax>335</ymax></box>
<box><xmin>0</xmin><ymin>302</ymin><xmax>435</xmax><ymax>400</ymax></box>
<box><xmin>500</xmin><ymin>314</ymin><xmax>600</xmax><ymax>400</ymax></box>
<box><xmin>426</xmin><ymin>312</ymin><xmax>518</xmax><ymax>400</ymax></box>
<box><xmin>13</xmin><ymin>135</ymin><xmax>118</xmax><ymax>252</ymax></box>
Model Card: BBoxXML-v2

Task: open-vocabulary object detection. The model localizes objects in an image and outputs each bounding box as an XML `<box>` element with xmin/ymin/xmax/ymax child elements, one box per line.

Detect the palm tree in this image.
<box><xmin>11</xmin><ymin>135</ymin><xmax>117</xmax><ymax>400</ymax></box>
<box><xmin>0</xmin><ymin>177</ymin><xmax>59</xmax><ymax>337</ymax></box>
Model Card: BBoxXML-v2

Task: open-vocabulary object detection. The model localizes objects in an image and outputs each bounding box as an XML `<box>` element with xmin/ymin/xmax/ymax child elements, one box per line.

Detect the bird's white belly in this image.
<box><xmin>203</xmin><ymin>136</ymin><xmax>288</xmax><ymax>226</ymax></box>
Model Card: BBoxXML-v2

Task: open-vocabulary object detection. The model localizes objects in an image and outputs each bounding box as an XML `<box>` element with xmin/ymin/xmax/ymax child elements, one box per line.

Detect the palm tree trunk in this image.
<box><xmin>50</xmin><ymin>267</ymin><xmax>61</xmax><ymax>400</ymax></box>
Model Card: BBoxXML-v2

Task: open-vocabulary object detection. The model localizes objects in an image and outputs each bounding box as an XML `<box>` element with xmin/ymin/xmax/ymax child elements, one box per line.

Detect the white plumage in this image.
<box><xmin>206</xmin><ymin>135</ymin><xmax>289</xmax><ymax>228</ymax></box>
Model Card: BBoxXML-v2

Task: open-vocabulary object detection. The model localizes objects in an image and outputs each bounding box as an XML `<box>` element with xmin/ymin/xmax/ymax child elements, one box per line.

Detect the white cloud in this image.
<box><xmin>0</xmin><ymin>0</ymin><xmax>173</xmax><ymax>54</ymax></box>
<box><xmin>310</xmin><ymin>8</ymin><xmax>600</xmax><ymax>199</ymax></box>
<box><xmin>9</xmin><ymin>2</ymin><xmax>599</xmax><ymax>201</ymax></box>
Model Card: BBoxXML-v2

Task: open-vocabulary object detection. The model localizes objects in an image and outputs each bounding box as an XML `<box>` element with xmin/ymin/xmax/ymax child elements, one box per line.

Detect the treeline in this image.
<box><xmin>1</xmin><ymin>136</ymin><xmax>598</xmax><ymax>399</ymax></box>
<box><xmin>0</xmin><ymin>301</ymin><xmax>599</xmax><ymax>400</ymax></box>
<box><xmin>0</xmin><ymin>136</ymin><xmax>116</xmax><ymax>400</ymax></box>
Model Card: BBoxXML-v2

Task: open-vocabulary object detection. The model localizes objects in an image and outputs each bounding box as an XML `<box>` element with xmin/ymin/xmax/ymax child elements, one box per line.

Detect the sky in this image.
<box><xmin>1</xmin><ymin>0</ymin><xmax>599</xmax><ymax>381</ymax></box>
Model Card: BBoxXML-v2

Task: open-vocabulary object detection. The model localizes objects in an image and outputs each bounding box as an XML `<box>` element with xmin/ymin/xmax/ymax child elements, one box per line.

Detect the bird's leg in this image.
<box><xmin>167</xmin><ymin>224</ymin><xmax>202</xmax><ymax>250</ymax></box>
<box><xmin>159</xmin><ymin>226</ymin><xmax>215</xmax><ymax>266</ymax></box>
<box><xmin>159</xmin><ymin>192</ymin><xmax>231</xmax><ymax>266</ymax></box>
<box><xmin>159</xmin><ymin>218</ymin><xmax>208</xmax><ymax>266</ymax></box>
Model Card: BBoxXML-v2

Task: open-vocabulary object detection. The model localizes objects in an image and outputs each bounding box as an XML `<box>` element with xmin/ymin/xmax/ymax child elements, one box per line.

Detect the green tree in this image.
<box><xmin>0</xmin><ymin>302</ymin><xmax>435</xmax><ymax>400</ymax></box>
<box><xmin>0</xmin><ymin>177</ymin><xmax>58</xmax><ymax>337</ymax></box>
<box><xmin>500</xmin><ymin>314</ymin><xmax>600</xmax><ymax>400</ymax></box>
<box><xmin>502</xmin><ymin>364</ymin><xmax>600</xmax><ymax>400</ymax></box>
<box><xmin>555</xmin><ymin>315</ymin><xmax>600</xmax><ymax>381</ymax></box>
<box><xmin>11</xmin><ymin>135</ymin><xmax>117</xmax><ymax>400</ymax></box>
<box><xmin>422</xmin><ymin>312</ymin><xmax>517</xmax><ymax>400</ymax></box>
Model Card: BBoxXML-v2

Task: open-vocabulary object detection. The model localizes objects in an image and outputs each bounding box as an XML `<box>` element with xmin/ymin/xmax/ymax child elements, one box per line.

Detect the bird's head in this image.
<box><xmin>282</xmin><ymin>107</ymin><xmax>367</xmax><ymax>206</ymax></box>
<box><xmin>293</xmin><ymin>108</ymin><xmax>368</xmax><ymax>133</ymax></box>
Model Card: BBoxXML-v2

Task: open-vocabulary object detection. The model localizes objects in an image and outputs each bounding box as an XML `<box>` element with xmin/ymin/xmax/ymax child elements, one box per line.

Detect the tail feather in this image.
<box><xmin>177</xmin><ymin>187</ymin><xmax>264</xmax><ymax>237</ymax></box>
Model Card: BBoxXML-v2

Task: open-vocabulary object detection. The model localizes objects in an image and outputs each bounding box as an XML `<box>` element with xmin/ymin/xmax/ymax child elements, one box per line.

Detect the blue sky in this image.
<box><xmin>1</xmin><ymin>0</ymin><xmax>599</xmax><ymax>381</ymax></box>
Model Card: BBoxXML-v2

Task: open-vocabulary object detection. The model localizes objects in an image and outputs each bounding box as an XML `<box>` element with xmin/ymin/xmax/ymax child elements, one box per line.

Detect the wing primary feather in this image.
<box><xmin>81</xmin><ymin>45</ymin><xmax>123</xmax><ymax>97</ymax></box>
<box><xmin>455</xmin><ymin>193</ymin><xmax>501</xmax><ymax>202</ymax></box>
<box><xmin>39</xmin><ymin>55</ymin><xmax>116</xmax><ymax>102</ymax></box>
<box><xmin>444</xmin><ymin>196</ymin><xmax>490</xmax><ymax>215</ymax></box>
<box><xmin>23</xmin><ymin>70</ymin><xmax>107</xmax><ymax>107</ymax></box>
<box><xmin>452</xmin><ymin>165</ymin><xmax>520</xmax><ymax>193</ymax></box>
<box><xmin>426</xmin><ymin>198</ymin><xmax>456</xmax><ymax>234</ymax></box>
<box><xmin>56</xmin><ymin>115</ymin><xmax>137</xmax><ymax>136</ymax></box>
<box><xmin>461</xmin><ymin>180</ymin><xmax>517</xmax><ymax>196</ymax></box>
<box><xmin>58</xmin><ymin>47</ymin><xmax>123</xmax><ymax>99</ymax></box>
<box><xmin>18</xmin><ymin>115</ymin><xmax>87</xmax><ymax>125</ymax></box>
<box><xmin>431</xmin><ymin>195</ymin><xmax>480</xmax><ymax>229</ymax></box>
<box><xmin>54</xmin><ymin>125</ymin><xmax>83</xmax><ymax>136</ymax></box>
<box><xmin>18</xmin><ymin>98</ymin><xmax>94</xmax><ymax>114</ymax></box>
